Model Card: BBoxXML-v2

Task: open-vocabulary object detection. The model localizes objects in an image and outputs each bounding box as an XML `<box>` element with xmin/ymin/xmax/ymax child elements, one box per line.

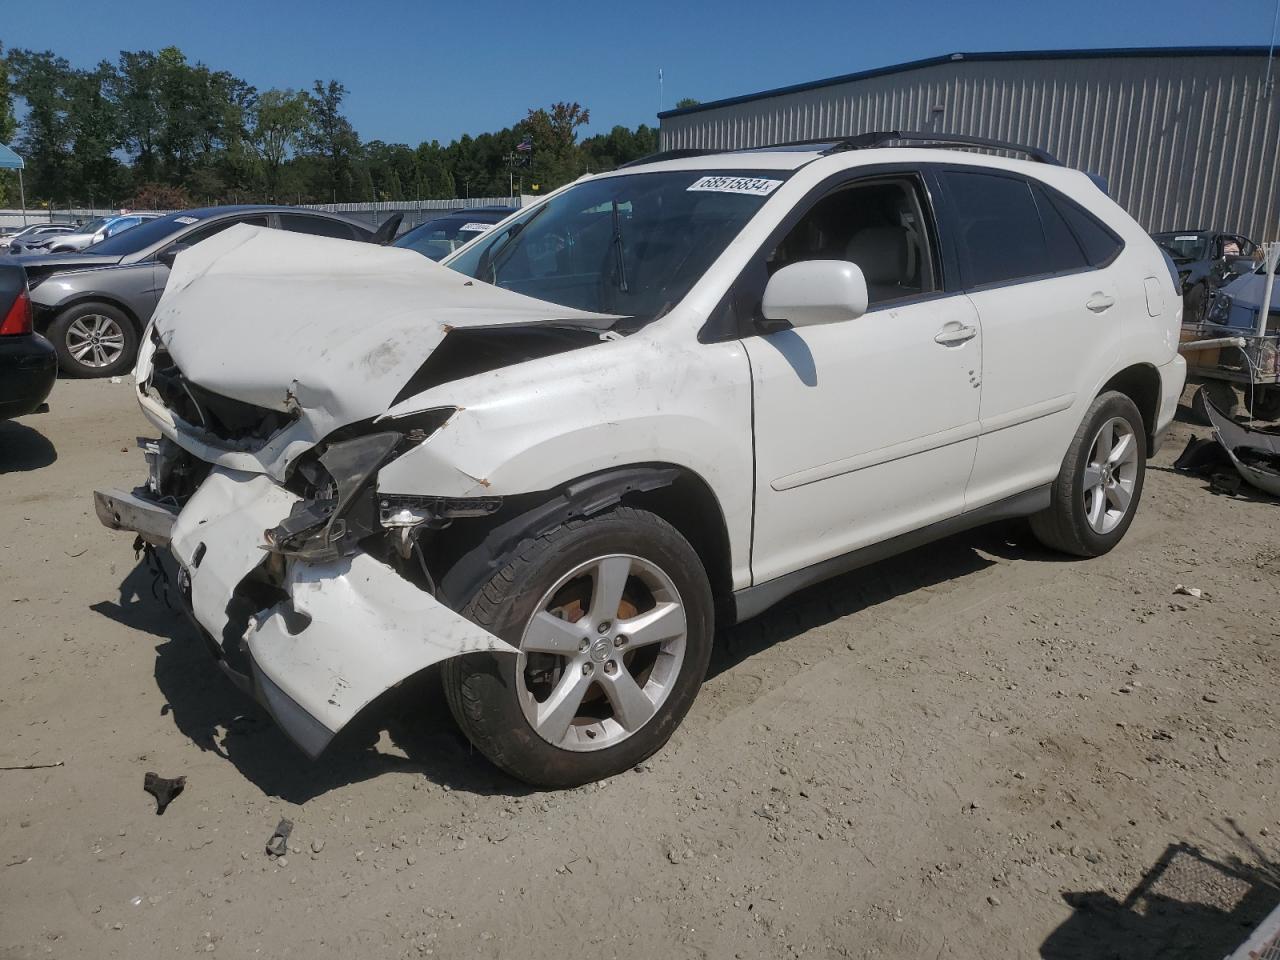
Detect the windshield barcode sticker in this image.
<box><xmin>174</xmin><ymin>216</ymin><xmax>199</xmax><ymax>224</ymax></box>
<box><xmin>687</xmin><ymin>176</ymin><xmax>783</xmax><ymax>197</ymax></box>
<box><xmin>459</xmin><ymin>223</ymin><xmax>496</xmax><ymax>233</ymax></box>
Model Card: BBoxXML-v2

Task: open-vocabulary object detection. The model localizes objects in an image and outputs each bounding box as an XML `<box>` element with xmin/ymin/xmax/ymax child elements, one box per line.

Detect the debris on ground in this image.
<box><xmin>265</xmin><ymin>819</ymin><xmax>293</xmax><ymax>858</ymax></box>
<box><xmin>0</xmin><ymin>760</ymin><xmax>65</xmax><ymax>771</ymax></box>
<box><xmin>1202</xmin><ymin>397</ymin><xmax>1280</xmax><ymax>497</ymax></box>
<box><xmin>142</xmin><ymin>772</ymin><xmax>186</xmax><ymax>815</ymax></box>
<box><xmin>1173</xmin><ymin>584</ymin><xmax>1204</xmax><ymax>599</ymax></box>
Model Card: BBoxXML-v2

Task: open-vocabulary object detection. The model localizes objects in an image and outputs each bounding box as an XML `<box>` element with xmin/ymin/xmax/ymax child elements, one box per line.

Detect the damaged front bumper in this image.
<box><xmin>94</xmin><ymin>466</ymin><xmax>516</xmax><ymax>758</ymax></box>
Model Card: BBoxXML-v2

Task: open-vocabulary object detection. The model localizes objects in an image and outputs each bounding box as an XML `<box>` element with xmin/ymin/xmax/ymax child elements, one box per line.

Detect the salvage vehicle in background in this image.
<box><xmin>94</xmin><ymin>132</ymin><xmax>1185</xmax><ymax>788</ymax></box>
<box><xmin>10</xmin><ymin>214</ymin><xmax>160</xmax><ymax>254</ymax></box>
<box><xmin>0</xmin><ymin>263</ymin><xmax>56</xmax><ymax>420</ymax></box>
<box><xmin>18</xmin><ymin>205</ymin><xmax>399</xmax><ymax>378</ymax></box>
<box><xmin>1152</xmin><ymin>229</ymin><xmax>1259</xmax><ymax>323</ymax></box>
<box><xmin>393</xmin><ymin>206</ymin><xmax>518</xmax><ymax>261</ymax></box>
<box><xmin>0</xmin><ymin>223</ymin><xmax>75</xmax><ymax>251</ymax></box>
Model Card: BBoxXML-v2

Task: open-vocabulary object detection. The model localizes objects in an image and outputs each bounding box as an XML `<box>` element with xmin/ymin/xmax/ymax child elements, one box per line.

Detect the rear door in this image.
<box><xmin>936</xmin><ymin>169</ymin><xmax>1126</xmax><ymax>508</ymax></box>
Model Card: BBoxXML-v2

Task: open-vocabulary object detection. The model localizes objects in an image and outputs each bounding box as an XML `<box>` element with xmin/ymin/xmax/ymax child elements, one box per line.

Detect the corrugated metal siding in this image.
<box><xmin>660</xmin><ymin>55</ymin><xmax>1280</xmax><ymax>240</ymax></box>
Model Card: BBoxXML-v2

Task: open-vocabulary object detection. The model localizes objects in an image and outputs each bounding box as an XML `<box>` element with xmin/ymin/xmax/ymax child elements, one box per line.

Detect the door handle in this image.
<box><xmin>934</xmin><ymin>323</ymin><xmax>977</xmax><ymax>345</ymax></box>
<box><xmin>1086</xmin><ymin>293</ymin><xmax>1116</xmax><ymax>313</ymax></box>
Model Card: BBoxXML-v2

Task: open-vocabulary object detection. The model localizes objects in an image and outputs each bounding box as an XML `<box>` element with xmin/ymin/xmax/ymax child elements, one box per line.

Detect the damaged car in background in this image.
<box><xmin>95</xmin><ymin>132</ymin><xmax>1185</xmax><ymax>787</ymax></box>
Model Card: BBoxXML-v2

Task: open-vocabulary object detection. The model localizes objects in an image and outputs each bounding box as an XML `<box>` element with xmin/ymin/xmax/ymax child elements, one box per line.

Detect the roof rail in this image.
<box><xmin>827</xmin><ymin>131</ymin><xmax>1062</xmax><ymax>165</ymax></box>
<box><xmin>617</xmin><ymin>148</ymin><xmax>719</xmax><ymax>169</ymax></box>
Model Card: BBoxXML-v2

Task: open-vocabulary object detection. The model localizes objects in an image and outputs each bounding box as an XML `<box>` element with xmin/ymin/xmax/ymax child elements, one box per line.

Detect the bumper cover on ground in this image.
<box><xmin>97</xmin><ymin>466</ymin><xmax>516</xmax><ymax>756</ymax></box>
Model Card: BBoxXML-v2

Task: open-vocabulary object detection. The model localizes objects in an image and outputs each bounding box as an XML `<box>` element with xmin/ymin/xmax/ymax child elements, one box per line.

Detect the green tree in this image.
<box><xmin>8</xmin><ymin>49</ymin><xmax>74</xmax><ymax>202</ymax></box>
<box><xmin>304</xmin><ymin>79</ymin><xmax>359</xmax><ymax>201</ymax></box>
<box><xmin>248</xmin><ymin>88</ymin><xmax>309</xmax><ymax>199</ymax></box>
<box><xmin>674</xmin><ymin>97</ymin><xmax>700</xmax><ymax>109</ymax></box>
<box><xmin>0</xmin><ymin>45</ymin><xmax>20</xmax><ymax>205</ymax></box>
<box><xmin>521</xmin><ymin>101</ymin><xmax>590</xmax><ymax>192</ymax></box>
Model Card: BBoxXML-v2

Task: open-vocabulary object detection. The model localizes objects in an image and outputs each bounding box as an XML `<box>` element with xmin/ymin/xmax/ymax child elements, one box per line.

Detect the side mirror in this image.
<box><xmin>761</xmin><ymin>260</ymin><xmax>869</xmax><ymax>328</ymax></box>
<box><xmin>157</xmin><ymin>243</ymin><xmax>190</xmax><ymax>270</ymax></box>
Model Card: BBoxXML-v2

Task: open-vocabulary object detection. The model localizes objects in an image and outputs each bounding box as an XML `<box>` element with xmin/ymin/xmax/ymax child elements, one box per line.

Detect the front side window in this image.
<box><xmin>765</xmin><ymin>177</ymin><xmax>938</xmax><ymax>305</ymax></box>
<box><xmin>448</xmin><ymin>170</ymin><xmax>785</xmax><ymax>320</ymax></box>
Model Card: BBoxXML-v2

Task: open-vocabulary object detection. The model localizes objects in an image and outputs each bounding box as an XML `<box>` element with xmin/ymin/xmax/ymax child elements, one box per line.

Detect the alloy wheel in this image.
<box><xmin>1082</xmin><ymin>416</ymin><xmax>1139</xmax><ymax>534</ymax></box>
<box><xmin>516</xmin><ymin>554</ymin><xmax>688</xmax><ymax>752</ymax></box>
<box><xmin>66</xmin><ymin>314</ymin><xmax>127</xmax><ymax>368</ymax></box>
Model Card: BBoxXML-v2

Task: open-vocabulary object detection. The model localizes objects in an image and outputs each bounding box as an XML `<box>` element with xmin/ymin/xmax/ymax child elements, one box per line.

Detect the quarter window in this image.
<box><xmin>1031</xmin><ymin>185</ymin><xmax>1088</xmax><ymax>273</ymax></box>
<box><xmin>1049</xmin><ymin>193</ymin><xmax>1123</xmax><ymax>267</ymax></box>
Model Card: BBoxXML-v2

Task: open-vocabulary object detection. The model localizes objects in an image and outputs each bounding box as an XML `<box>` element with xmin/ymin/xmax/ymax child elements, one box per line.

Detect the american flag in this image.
<box><xmin>516</xmin><ymin>136</ymin><xmax>533</xmax><ymax>153</ymax></box>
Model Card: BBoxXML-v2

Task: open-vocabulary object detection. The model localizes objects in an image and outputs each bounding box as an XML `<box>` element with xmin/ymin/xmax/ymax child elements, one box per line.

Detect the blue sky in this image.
<box><xmin>7</xmin><ymin>0</ymin><xmax>1280</xmax><ymax>144</ymax></box>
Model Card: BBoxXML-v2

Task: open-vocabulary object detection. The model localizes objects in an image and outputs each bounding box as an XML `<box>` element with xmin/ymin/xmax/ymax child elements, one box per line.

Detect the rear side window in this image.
<box><xmin>279</xmin><ymin>214</ymin><xmax>357</xmax><ymax>240</ymax></box>
<box><xmin>940</xmin><ymin>171</ymin><xmax>1049</xmax><ymax>286</ymax></box>
<box><xmin>1049</xmin><ymin>193</ymin><xmax>1123</xmax><ymax>267</ymax></box>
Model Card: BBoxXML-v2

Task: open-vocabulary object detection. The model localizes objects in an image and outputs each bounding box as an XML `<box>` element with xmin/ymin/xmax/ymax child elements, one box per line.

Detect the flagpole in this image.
<box><xmin>658</xmin><ymin>67</ymin><xmax>663</xmax><ymax>115</ymax></box>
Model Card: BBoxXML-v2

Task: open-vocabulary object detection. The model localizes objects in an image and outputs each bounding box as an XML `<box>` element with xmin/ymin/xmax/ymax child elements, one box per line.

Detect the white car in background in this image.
<box><xmin>95</xmin><ymin>132</ymin><xmax>1185</xmax><ymax>788</ymax></box>
<box><xmin>0</xmin><ymin>223</ymin><xmax>75</xmax><ymax>250</ymax></box>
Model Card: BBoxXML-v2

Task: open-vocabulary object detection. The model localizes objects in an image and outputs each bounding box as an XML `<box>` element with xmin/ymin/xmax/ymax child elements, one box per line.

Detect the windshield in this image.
<box><xmin>447</xmin><ymin>170</ymin><xmax>786</xmax><ymax>319</ymax></box>
<box><xmin>85</xmin><ymin>212</ymin><xmax>193</xmax><ymax>255</ymax></box>
<box><xmin>78</xmin><ymin>217</ymin><xmax>111</xmax><ymax>235</ymax></box>
<box><xmin>1154</xmin><ymin>233</ymin><xmax>1210</xmax><ymax>261</ymax></box>
<box><xmin>396</xmin><ymin>217</ymin><xmax>498</xmax><ymax>261</ymax></box>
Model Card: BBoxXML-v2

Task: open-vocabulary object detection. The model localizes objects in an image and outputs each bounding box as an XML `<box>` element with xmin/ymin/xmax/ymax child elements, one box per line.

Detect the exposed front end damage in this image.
<box><xmin>102</xmin><ymin>458</ymin><xmax>517</xmax><ymax>757</ymax></box>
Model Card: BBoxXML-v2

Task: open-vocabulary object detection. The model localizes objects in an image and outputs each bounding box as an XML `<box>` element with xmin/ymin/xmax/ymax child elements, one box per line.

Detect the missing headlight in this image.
<box><xmin>265</xmin><ymin>408</ymin><xmax>456</xmax><ymax>562</ymax></box>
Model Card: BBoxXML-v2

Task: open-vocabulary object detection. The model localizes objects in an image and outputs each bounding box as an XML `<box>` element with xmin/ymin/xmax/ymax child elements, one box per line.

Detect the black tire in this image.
<box><xmin>1250</xmin><ymin>386</ymin><xmax>1280</xmax><ymax>423</ymax></box>
<box><xmin>1029</xmin><ymin>391</ymin><xmax>1147</xmax><ymax>558</ymax></box>
<box><xmin>47</xmin><ymin>301</ymin><xmax>138</xmax><ymax>379</ymax></box>
<box><xmin>442</xmin><ymin>506</ymin><xmax>714</xmax><ymax>788</ymax></box>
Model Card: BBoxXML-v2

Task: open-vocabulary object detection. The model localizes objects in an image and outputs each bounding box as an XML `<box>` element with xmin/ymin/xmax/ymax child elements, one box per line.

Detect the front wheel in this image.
<box><xmin>1030</xmin><ymin>391</ymin><xmax>1147</xmax><ymax>557</ymax></box>
<box><xmin>442</xmin><ymin>506</ymin><xmax>714</xmax><ymax>788</ymax></box>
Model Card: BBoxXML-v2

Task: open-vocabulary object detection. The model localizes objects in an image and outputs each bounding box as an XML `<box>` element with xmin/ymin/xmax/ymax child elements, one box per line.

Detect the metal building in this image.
<box><xmin>658</xmin><ymin>48</ymin><xmax>1280</xmax><ymax>240</ymax></box>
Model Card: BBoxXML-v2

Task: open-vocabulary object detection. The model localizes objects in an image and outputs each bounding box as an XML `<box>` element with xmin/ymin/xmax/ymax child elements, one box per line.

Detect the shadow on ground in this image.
<box><xmin>1041</xmin><ymin>822</ymin><xmax>1280</xmax><ymax>959</ymax></box>
<box><xmin>92</xmin><ymin>519</ymin><xmax>1072</xmax><ymax>802</ymax></box>
<box><xmin>91</xmin><ymin>552</ymin><xmax>527</xmax><ymax>803</ymax></box>
<box><xmin>0</xmin><ymin>418</ymin><xmax>57</xmax><ymax>473</ymax></box>
<box><xmin>710</xmin><ymin>518</ymin><xmax>1072</xmax><ymax>680</ymax></box>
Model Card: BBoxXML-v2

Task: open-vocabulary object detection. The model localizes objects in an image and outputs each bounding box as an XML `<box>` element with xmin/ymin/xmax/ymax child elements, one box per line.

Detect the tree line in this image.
<box><xmin>0</xmin><ymin>44</ymin><xmax>661</xmax><ymax>209</ymax></box>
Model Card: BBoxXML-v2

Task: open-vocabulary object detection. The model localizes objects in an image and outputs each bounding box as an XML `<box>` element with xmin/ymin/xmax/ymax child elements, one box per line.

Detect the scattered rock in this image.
<box><xmin>987</xmin><ymin>895</ymin><xmax>1001</xmax><ymax>906</ymax></box>
<box><xmin>310</xmin><ymin>838</ymin><xmax>325</xmax><ymax>854</ymax></box>
<box><xmin>1174</xmin><ymin>584</ymin><xmax>1203</xmax><ymax>599</ymax></box>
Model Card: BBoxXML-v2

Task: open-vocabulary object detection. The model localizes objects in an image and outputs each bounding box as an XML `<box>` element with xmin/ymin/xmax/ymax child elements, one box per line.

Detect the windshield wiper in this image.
<box><xmin>611</xmin><ymin>200</ymin><xmax>629</xmax><ymax>294</ymax></box>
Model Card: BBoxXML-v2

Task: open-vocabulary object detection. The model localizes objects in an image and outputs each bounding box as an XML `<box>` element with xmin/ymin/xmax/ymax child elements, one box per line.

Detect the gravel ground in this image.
<box><xmin>1</xmin><ymin>378</ymin><xmax>1278</xmax><ymax>960</ymax></box>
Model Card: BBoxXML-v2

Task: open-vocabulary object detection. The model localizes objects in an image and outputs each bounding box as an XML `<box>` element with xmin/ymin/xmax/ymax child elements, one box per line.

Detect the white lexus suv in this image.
<box><xmin>95</xmin><ymin>132</ymin><xmax>1186</xmax><ymax>787</ymax></box>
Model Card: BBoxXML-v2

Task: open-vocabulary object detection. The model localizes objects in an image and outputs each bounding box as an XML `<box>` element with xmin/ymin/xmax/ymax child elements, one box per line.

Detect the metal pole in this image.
<box><xmin>17</xmin><ymin>167</ymin><xmax>26</xmax><ymax>226</ymax></box>
<box><xmin>1257</xmin><ymin>242</ymin><xmax>1280</xmax><ymax>338</ymax></box>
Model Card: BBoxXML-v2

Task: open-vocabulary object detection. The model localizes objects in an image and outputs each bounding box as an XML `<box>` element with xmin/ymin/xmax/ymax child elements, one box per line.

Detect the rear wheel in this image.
<box><xmin>442</xmin><ymin>507</ymin><xmax>713</xmax><ymax>788</ymax></box>
<box><xmin>1030</xmin><ymin>391</ymin><xmax>1146</xmax><ymax>557</ymax></box>
<box><xmin>48</xmin><ymin>301</ymin><xmax>138</xmax><ymax>378</ymax></box>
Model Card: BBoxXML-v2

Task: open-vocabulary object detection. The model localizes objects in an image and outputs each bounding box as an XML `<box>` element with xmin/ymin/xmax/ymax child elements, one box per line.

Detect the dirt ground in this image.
<box><xmin>1</xmin><ymin>378</ymin><xmax>1278</xmax><ymax>960</ymax></box>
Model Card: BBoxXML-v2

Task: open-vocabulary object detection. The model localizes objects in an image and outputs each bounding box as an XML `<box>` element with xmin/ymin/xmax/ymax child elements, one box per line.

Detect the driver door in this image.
<box><xmin>743</xmin><ymin>173</ymin><xmax>983</xmax><ymax>584</ymax></box>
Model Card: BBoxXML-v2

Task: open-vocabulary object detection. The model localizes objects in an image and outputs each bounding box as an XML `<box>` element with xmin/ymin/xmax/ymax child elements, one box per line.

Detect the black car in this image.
<box><xmin>16</xmin><ymin>205</ymin><xmax>401</xmax><ymax>378</ymax></box>
<box><xmin>393</xmin><ymin>207</ymin><xmax>518</xmax><ymax>261</ymax></box>
<box><xmin>1151</xmin><ymin>229</ymin><xmax>1259</xmax><ymax>322</ymax></box>
<box><xmin>0</xmin><ymin>263</ymin><xmax>57</xmax><ymax>420</ymax></box>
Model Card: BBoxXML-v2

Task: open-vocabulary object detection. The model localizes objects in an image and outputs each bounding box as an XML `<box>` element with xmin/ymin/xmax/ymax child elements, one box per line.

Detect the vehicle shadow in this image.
<box><xmin>93</xmin><ymin>553</ymin><xmax>529</xmax><ymax>803</ymax></box>
<box><xmin>1040</xmin><ymin>823</ymin><xmax>1279</xmax><ymax>959</ymax></box>
<box><xmin>710</xmin><ymin>518</ymin><xmax>1071</xmax><ymax>679</ymax></box>
<box><xmin>0</xmin><ymin>418</ymin><xmax>57</xmax><ymax>473</ymax></box>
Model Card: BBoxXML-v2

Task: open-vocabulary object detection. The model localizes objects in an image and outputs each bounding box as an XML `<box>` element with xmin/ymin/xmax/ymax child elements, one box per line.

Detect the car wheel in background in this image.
<box><xmin>48</xmin><ymin>301</ymin><xmax>138</xmax><ymax>378</ymax></box>
<box><xmin>442</xmin><ymin>506</ymin><xmax>714</xmax><ymax>788</ymax></box>
<box><xmin>1030</xmin><ymin>391</ymin><xmax>1147</xmax><ymax>558</ymax></box>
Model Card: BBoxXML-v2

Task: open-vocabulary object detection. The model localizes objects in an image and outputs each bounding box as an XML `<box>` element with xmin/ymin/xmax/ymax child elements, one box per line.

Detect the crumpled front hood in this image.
<box><xmin>145</xmin><ymin>223</ymin><xmax>615</xmax><ymax>445</ymax></box>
